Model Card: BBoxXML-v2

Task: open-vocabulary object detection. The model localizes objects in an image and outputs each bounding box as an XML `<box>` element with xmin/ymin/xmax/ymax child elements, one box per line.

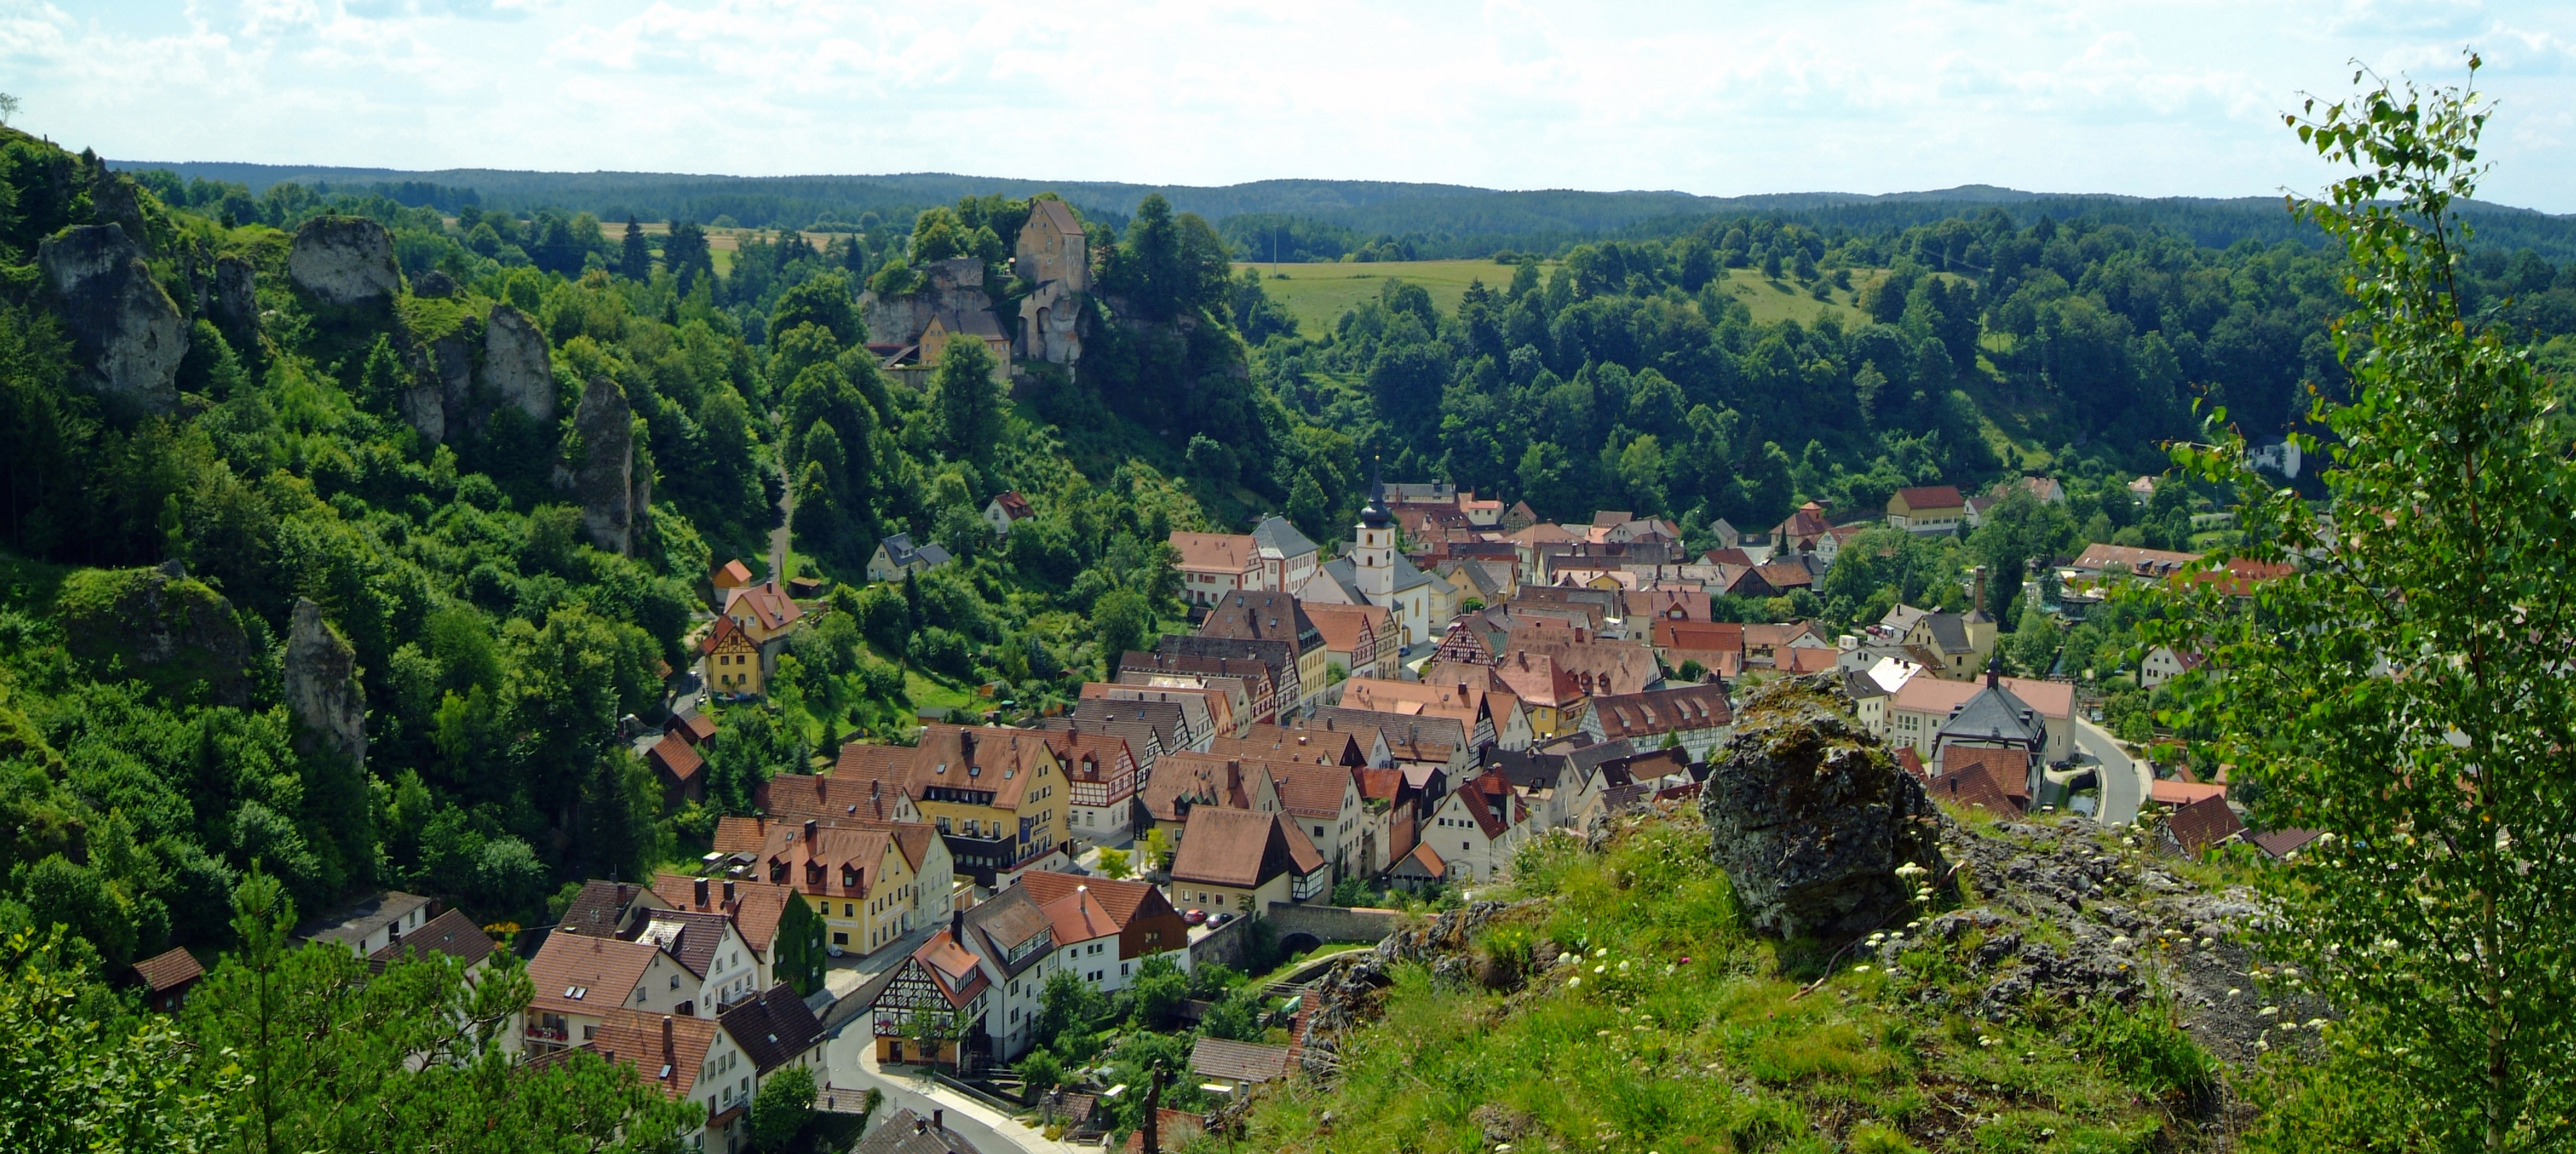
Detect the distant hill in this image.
<box><xmin>108</xmin><ymin>160</ymin><xmax>2576</xmax><ymax>262</ymax></box>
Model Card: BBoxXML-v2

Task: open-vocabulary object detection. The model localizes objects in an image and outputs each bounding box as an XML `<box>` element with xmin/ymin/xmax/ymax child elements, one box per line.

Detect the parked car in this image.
<box><xmin>1183</xmin><ymin>908</ymin><xmax>1207</xmax><ymax>926</ymax></box>
<box><xmin>1207</xmin><ymin>912</ymin><xmax>1232</xmax><ymax>928</ymax></box>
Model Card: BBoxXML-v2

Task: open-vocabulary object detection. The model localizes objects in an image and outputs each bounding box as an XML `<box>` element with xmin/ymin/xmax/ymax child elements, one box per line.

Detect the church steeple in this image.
<box><xmin>1360</xmin><ymin>456</ymin><xmax>1391</xmax><ymax>529</ymax></box>
<box><xmin>1354</xmin><ymin>456</ymin><xmax>1395</xmax><ymax>596</ymax></box>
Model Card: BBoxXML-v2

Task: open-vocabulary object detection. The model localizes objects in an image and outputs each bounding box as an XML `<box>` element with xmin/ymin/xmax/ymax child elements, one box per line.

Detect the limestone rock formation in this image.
<box><xmin>1699</xmin><ymin>674</ymin><xmax>1946</xmax><ymax>939</ymax></box>
<box><xmin>89</xmin><ymin>170</ymin><xmax>153</xmax><ymax>254</ymax></box>
<box><xmin>860</xmin><ymin>257</ymin><xmax>1001</xmax><ymax>354</ymax></box>
<box><xmin>284</xmin><ymin>598</ymin><xmax>368</xmax><ymax>769</ymax></box>
<box><xmin>412</xmin><ymin>269</ymin><xmax>458</xmax><ymax>299</ymax></box>
<box><xmin>57</xmin><ymin>560</ymin><xmax>250</xmax><ymax>707</ymax></box>
<box><xmin>37</xmin><ymin>224</ymin><xmax>186</xmax><ymax>415</ymax></box>
<box><xmin>554</xmin><ymin>376</ymin><xmax>641</xmax><ymax>555</ymax></box>
<box><xmin>211</xmin><ymin>256</ymin><xmax>259</xmax><ymax>347</ymax></box>
<box><xmin>288</xmin><ymin>215</ymin><xmax>400</xmax><ymax>305</ymax></box>
<box><xmin>482</xmin><ymin>304</ymin><xmax>555</xmax><ymax>423</ymax></box>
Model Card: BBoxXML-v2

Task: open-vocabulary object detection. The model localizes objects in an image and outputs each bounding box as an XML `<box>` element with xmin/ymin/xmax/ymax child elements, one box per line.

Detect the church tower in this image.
<box><xmin>1354</xmin><ymin>460</ymin><xmax>1395</xmax><ymax>598</ymax></box>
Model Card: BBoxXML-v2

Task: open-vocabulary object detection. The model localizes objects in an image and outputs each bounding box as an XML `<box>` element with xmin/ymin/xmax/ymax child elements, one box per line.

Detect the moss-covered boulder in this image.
<box><xmin>55</xmin><ymin>561</ymin><xmax>252</xmax><ymax>706</ymax></box>
<box><xmin>1700</xmin><ymin>673</ymin><xmax>1947</xmax><ymax>939</ymax></box>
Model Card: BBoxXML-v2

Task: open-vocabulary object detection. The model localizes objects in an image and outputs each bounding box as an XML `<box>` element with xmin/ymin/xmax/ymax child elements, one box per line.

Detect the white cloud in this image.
<box><xmin>11</xmin><ymin>0</ymin><xmax>2574</xmax><ymax>210</ymax></box>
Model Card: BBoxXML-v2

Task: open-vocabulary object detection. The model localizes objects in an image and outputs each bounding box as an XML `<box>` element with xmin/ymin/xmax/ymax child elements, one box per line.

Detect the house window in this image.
<box><xmin>833</xmin><ymin>932</ymin><xmax>849</xmax><ymax>945</ymax></box>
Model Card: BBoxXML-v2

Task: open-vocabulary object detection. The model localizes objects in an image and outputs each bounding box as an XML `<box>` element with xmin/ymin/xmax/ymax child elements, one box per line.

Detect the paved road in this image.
<box><xmin>821</xmin><ymin>1026</ymin><xmax>1087</xmax><ymax>1154</ymax></box>
<box><xmin>2076</xmin><ymin>718</ymin><xmax>2145</xmax><ymax>827</ymax></box>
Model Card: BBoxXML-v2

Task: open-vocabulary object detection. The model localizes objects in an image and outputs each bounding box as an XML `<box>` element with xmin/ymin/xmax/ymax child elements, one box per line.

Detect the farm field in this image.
<box><xmin>1237</xmin><ymin>258</ymin><xmax>1537</xmax><ymax>337</ymax></box>
<box><xmin>1240</xmin><ymin>258</ymin><xmax>1880</xmax><ymax>336</ymax></box>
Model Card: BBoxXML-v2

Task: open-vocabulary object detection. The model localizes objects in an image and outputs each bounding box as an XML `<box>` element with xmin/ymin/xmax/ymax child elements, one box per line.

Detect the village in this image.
<box><xmin>115</xmin><ymin>448</ymin><xmax>2316</xmax><ymax>1154</ymax></box>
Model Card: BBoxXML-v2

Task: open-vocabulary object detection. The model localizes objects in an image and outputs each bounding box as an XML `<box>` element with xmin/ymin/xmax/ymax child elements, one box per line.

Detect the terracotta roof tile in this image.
<box><xmin>528</xmin><ymin>933</ymin><xmax>663</xmax><ymax>1020</ymax></box>
<box><xmin>131</xmin><ymin>946</ymin><xmax>203</xmax><ymax>993</ymax></box>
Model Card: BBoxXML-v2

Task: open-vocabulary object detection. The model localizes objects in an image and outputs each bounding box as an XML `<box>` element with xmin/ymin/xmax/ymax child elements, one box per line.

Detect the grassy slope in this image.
<box><xmin>1242</xmin><ymin>260</ymin><xmax>1539</xmax><ymax>337</ymax></box>
<box><xmin>1240</xmin><ymin>806</ymin><xmax>2228</xmax><ymax>1154</ymax></box>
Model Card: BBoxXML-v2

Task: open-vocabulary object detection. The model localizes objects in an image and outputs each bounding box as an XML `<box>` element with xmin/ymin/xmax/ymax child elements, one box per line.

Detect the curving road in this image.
<box><xmin>822</xmin><ymin>1025</ymin><xmax>1088</xmax><ymax>1154</ymax></box>
<box><xmin>2076</xmin><ymin>718</ymin><xmax>2145</xmax><ymax>827</ymax></box>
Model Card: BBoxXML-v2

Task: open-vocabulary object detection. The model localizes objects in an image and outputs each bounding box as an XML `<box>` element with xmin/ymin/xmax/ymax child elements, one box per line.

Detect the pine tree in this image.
<box><xmin>619</xmin><ymin>215</ymin><xmax>649</xmax><ymax>280</ymax></box>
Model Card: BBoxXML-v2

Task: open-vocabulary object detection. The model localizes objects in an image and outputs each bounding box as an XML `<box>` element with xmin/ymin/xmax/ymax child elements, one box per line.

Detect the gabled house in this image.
<box><xmin>860</xmin><ymin>919</ymin><xmax>991</xmax><ymax>1069</ymax></box>
<box><xmin>1197</xmin><ymin>591</ymin><xmax>1329</xmax><ymax>716</ymax></box>
<box><xmin>1139</xmin><ymin>751</ymin><xmax>1283</xmax><ymax>843</ymax></box>
<box><xmin>1888</xmin><ymin>669</ymin><xmax>2074</xmax><ymax>765</ymax></box>
<box><xmin>635</xmin><ymin>907</ymin><xmax>759</xmax><ymax>1015</ymax></box>
<box><xmin>1303</xmin><ymin>601</ymin><xmax>1397</xmax><ymax>682</ymax></box>
<box><xmin>722</xmin><ymin>580</ymin><xmax>806</xmax><ymax>649</ymax></box>
<box><xmin>648</xmin><ymin>730</ymin><xmax>705</xmax><ymax>806</ymax></box>
<box><xmin>702</xmin><ymin>614</ymin><xmax>763</xmax><ymax>696</ymax></box>
<box><xmin>651</xmin><ymin>872</ymin><xmax>793</xmax><ymax>995</ymax></box>
<box><xmin>555</xmin><ymin>879</ymin><xmax>673</xmax><ymax>941</ymax></box>
<box><xmin>1036</xmin><ymin>727</ymin><xmax>1141</xmax><ymax>847</ymax></box>
<box><xmin>1580</xmin><ymin>683</ymin><xmax>1734</xmax><ymax>763</ymax></box>
<box><xmin>710</xmin><ymin>558</ymin><xmax>754</xmax><ymax>601</ymax></box>
<box><xmin>1886</xmin><ymin>486</ymin><xmax>1968</xmax><ymax>534</ymax></box>
<box><xmin>294</xmin><ymin>891</ymin><xmax>435</xmax><ymax>957</ymax></box>
<box><xmin>1271</xmin><ymin>761</ymin><xmax>1368</xmax><ymax>876</ymax></box>
<box><xmin>867</xmin><ymin>534</ymin><xmax>954</xmax><ymax>584</ymax></box>
<box><xmin>755</xmin><ymin>819</ymin><xmax>921</xmax><ymax>958</ymax></box>
<box><xmin>583</xmin><ymin>1009</ymin><xmax>735</xmax><ymax>1146</ymax></box>
<box><xmin>1017</xmin><ymin>871</ymin><xmax>1192</xmax><ymax>990</ymax></box>
<box><xmin>716</xmin><ymin>985</ymin><xmax>830</xmax><ymax>1113</ymax></box>
<box><xmin>1033</xmin><ymin>882</ymin><xmax>1120</xmax><ymax>992</ymax></box>
<box><xmin>761</xmin><ymin>767</ymin><xmax>924</xmax><ymax>824</ymax></box>
<box><xmin>1155</xmin><ymin>635</ymin><xmax>1303</xmax><ymax>723</ymax></box>
<box><xmin>1167</xmin><ymin>808</ymin><xmax>1330</xmax><ymax>917</ymax></box>
<box><xmin>903</xmin><ymin>725</ymin><xmax>1073</xmax><ymax>886</ymax></box>
<box><xmin>957</xmin><ymin>886</ymin><xmax>1060</xmax><ymax>1060</ymax></box>
<box><xmin>1771</xmin><ymin>501</ymin><xmax>1835</xmax><ymax>556</ymax></box>
<box><xmin>1421</xmin><ymin>770</ymin><xmax>1534</xmax><ymax>885</ymax></box>
<box><xmin>1250</xmin><ymin>516</ymin><xmax>1322</xmax><ymax>590</ymax></box>
<box><xmin>525</xmin><ymin>933</ymin><xmax>698</xmax><ymax>1052</ymax></box>
<box><xmin>982</xmin><ymin>490</ymin><xmax>1034</xmax><ymax>536</ymax></box>
<box><xmin>1170</xmin><ymin>531</ymin><xmax>1263</xmax><ymax>607</ymax></box>
<box><xmin>131</xmin><ymin>947</ymin><xmax>203</xmax><ymax>1014</ymax></box>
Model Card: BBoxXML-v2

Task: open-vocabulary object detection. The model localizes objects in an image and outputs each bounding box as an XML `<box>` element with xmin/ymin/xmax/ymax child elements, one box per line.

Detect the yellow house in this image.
<box><xmin>756</xmin><ymin>819</ymin><xmax>919</xmax><ymax>957</ymax></box>
<box><xmin>904</xmin><ymin>725</ymin><xmax>1073</xmax><ymax>886</ymax></box>
<box><xmin>702</xmin><ymin>615</ymin><xmax>763</xmax><ymax>696</ymax></box>
<box><xmin>722</xmin><ymin>580</ymin><xmax>804</xmax><ymax>649</ymax></box>
<box><xmin>918</xmin><ymin>309</ymin><xmax>1011</xmax><ymax>380</ymax></box>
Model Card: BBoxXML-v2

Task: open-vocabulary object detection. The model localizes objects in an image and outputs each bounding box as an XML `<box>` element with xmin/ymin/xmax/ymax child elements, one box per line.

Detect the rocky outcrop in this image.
<box><xmin>288</xmin><ymin>215</ymin><xmax>400</xmax><ymax>306</ymax></box>
<box><xmin>412</xmin><ymin>269</ymin><xmax>458</xmax><ymax>299</ymax></box>
<box><xmin>211</xmin><ymin>256</ymin><xmax>259</xmax><ymax>348</ymax></box>
<box><xmin>57</xmin><ymin>560</ymin><xmax>250</xmax><ymax>706</ymax></box>
<box><xmin>859</xmin><ymin>257</ymin><xmax>997</xmax><ymax>350</ymax></box>
<box><xmin>89</xmin><ymin>170</ymin><xmax>153</xmax><ymax>254</ymax></box>
<box><xmin>554</xmin><ymin>376</ymin><xmax>641</xmax><ymax>554</ymax></box>
<box><xmin>1700</xmin><ymin>674</ymin><xmax>1947</xmax><ymax>939</ymax></box>
<box><xmin>482</xmin><ymin>304</ymin><xmax>554</xmax><ymax>423</ymax></box>
<box><xmin>284</xmin><ymin>598</ymin><xmax>367</xmax><ymax>769</ymax></box>
<box><xmin>37</xmin><ymin>224</ymin><xmax>186</xmax><ymax>415</ymax></box>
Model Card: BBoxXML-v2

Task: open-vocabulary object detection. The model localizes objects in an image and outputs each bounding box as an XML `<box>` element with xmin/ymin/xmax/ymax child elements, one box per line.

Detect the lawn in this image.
<box><xmin>1240</xmin><ymin>259</ymin><xmax>1540</xmax><ymax>339</ymax></box>
<box><xmin>1711</xmin><ymin>265</ymin><xmax>1874</xmax><ymax>328</ymax></box>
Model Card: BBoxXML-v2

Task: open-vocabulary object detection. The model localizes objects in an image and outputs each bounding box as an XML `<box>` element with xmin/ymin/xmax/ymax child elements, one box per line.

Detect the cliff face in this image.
<box><xmin>38</xmin><ymin>224</ymin><xmax>188</xmax><ymax>415</ymax></box>
<box><xmin>553</xmin><ymin>376</ymin><xmax>642</xmax><ymax>555</ymax></box>
<box><xmin>283</xmin><ymin>598</ymin><xmax>366</xmax><ymax>770</ymax></box>
<box><xmin>288</xmin><ymin>215</ymin><xmax>402</xmax><ymax>307</ymax></box>
<box><xmin>1700</xmin><ymin>674</ymin><xmax>1947</xmax><ymax>940</ymax></box>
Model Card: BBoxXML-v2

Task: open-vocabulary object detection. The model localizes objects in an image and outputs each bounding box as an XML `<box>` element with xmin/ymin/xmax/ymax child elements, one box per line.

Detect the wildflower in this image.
<box><xmin>2109</xmin><ymin>936</ymin><xmax>2131</xmax><ymax>947</ymax></box>
<box><xmin>1567</xmin><ymin>976</ymin><xmax>1581</xmax><ymax>988</ymax></box>
<box><xmin>1595</xmin><ymin>965</ymin><xmax>1607</xmax><ymax>974</ymax></box>
<box><xmin>2259</xmin><ymin>1006</ymin><xmax>2278</xmax><ymax>1017</ymax></box>
<box><xmin>1854</xmin><ymin>964</ymin><xmax>1872</xmax><ymax>973</ymax></box>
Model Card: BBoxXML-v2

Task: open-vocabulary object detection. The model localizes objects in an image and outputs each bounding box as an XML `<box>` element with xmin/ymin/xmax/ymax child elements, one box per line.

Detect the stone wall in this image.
<box><xmin>1264</xmin><ymin>903</ymin><xmax>1402</xmax><ymax>949</ymax></box>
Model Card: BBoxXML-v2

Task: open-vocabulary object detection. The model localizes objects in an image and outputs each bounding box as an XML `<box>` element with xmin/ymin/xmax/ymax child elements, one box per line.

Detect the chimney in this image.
<box><xmin>661</xmin><ymin>1014</ymin><xmax>674</xmax><ymax>1058</ymax></box>
<box><xmin>951</xmin><ymin>909</ymin><xmax>964</xmax><ymax>941</ymax></box>
<box><xmin>934</xmin><ymin>1110</ymin><xmax>945</xmax><ymax>1133</ymax></box>
<box><xmin>1972</xmin><ymin>565</ymin><xmax>1988</xmax><ymax>611</ymax></box>
<box><xmin>803</xmin><ymin>819</ymin><xmax>818</xmax><ymax>843</ymax></box>
<box><xmin>914</xmin><ymin>1116</ymin><xmax>929</xmax><ymax>1135</ymax></box>
<box><xmin>693</xmin><ymin>877</ymin><xmax>708</xmax><ymax>908</ymax></box>
<box><xmin>722</xmin><ymin>879</ymin><xmax>736</xmax><ymax>905</ymax></box>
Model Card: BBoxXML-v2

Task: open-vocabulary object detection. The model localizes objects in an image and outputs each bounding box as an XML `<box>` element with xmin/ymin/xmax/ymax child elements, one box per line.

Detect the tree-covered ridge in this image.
<box><xmin>1242</xmin><ymin>202</ymin><xmax>2576</xmax><ymax>546</ymax></box>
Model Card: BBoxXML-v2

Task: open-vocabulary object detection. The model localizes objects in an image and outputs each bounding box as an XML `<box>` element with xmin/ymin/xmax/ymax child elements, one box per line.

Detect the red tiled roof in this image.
<box><xmin>2166</xmin><ymin>795</ymin><xmax>2245</xmax><ymax>854</ymax></box>
<box><xmin>528</xmin><ymin>933</ymin><xmax>663</xmax><ymax>1020</ymax></box>
<box><xmin>651</xmin><ymin>872</ymin><xmax>794</xmax><ymax>956</ymax></box>
<box><xmin>131</xmin><ymin>946</ymin><xmax>203</xmax><ymax>994</ymax></box>
<box><xmin>648</xmin><ymin>732</ymin><xmax>703</xmax><ymax>782</ymax></box>
<box><xmin>1015</xmin><ymin>870</ymin><xmax>1168</xmax><ymax>931</ymax></box>
<box><xmin>588</xmin><ymin>1008</ymin><xmax>718</xmax><ymax>1101</ymax></box>
<box><xmin>1271</xmin><ymin>762</ymin><xmax>1354</xmax><ymax>820</ymax></box>
<box><xmin>724</xmin><ymin>580</ymin><xmax>804</xmax><ymax>632</ymax></box>
<box><xmin>712</xmin><ymin>559</ymin><xmax>754</xmax><ymax>588</ymax></box>
<box><xmin>1892</xmin><ymin>485</ymin><xmax>1966</xmax><ymax>511</ymax></box>
<box><xmin>1925</xmin><ymin>760</ymin><xmax>2025</xmax><ymax>814</ymax></box>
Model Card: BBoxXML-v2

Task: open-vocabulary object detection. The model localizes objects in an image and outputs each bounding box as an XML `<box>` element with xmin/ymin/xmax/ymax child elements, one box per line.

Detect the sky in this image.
<box><xmin>4</xmin><ymin>0</ymin><xmax>2573</xmax><ymax>211</ymax></box>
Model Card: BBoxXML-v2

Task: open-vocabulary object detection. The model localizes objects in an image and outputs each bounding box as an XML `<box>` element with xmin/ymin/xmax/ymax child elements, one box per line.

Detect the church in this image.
<box><xmin>1292</xmin><ymin>470</ymin><xmax>1455</xmax><ymax>653</ymax></box>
